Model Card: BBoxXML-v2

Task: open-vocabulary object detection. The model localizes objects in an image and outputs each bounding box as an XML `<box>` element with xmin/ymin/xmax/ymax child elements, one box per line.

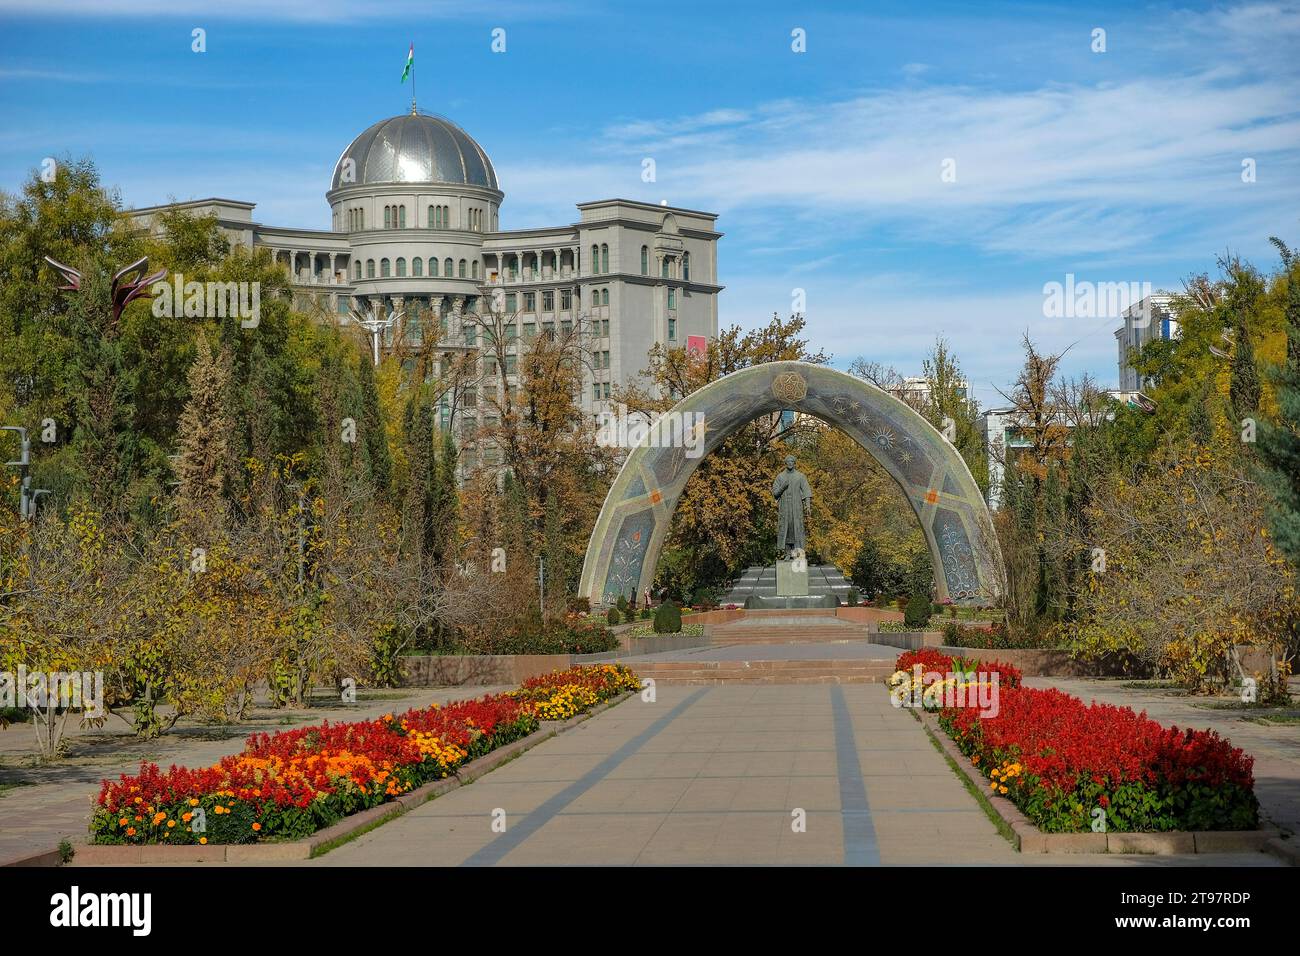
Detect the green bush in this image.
<box><xmin>904</xmin><ymin>593</ymin><xmax>931</xmax><ymax>629</ymax></box>
<box><xmin>623</xmin><ymin>606</ymin><xmax>637</xmax><ymax>624</ymax></box>
<box><xmin>640</xmin><ymin>607</ymin><xmax>653</xmax><ymax>619</ymax></box>
<box><xmin>653</xmin><ymin>600</ymin><xmax>683</xmax><ymax>634</ymax></box>
<box><xmin>606</xmin><ymin>607</ymin><xmax>621</xmax><ymax>626</ymax></box>
<box><xmin>616</xmin><ymin>594</ymin><xmax>629</xmax><ymax>614</ymax></box>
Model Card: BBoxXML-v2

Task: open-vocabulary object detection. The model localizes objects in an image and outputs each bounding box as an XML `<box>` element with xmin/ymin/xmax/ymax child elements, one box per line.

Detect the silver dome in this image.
<box><xmin>331</xmin><ymin>113</ymin><xmax>498</xmax><ymax>190</ymax></box>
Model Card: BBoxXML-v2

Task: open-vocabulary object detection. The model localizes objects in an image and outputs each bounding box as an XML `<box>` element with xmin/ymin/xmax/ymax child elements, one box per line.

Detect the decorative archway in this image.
<box><xmin>579</xmin><ymin>361</ymin><xmax>1005</xmax><ymax>606</ymax></box>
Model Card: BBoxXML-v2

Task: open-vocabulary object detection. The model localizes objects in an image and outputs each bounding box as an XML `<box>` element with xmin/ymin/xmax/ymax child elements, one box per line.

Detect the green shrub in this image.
<box><xmin>616</xmin><ymin>594</ymin><xmax>629</xmax><ymax>614</ymax></box>
<box><xmin>640</xmin><ymin>607</ymin><xmax>653</xmax><ymax>619</ymax></box>
<box><xmin>653</xmin><ymin>600</ymin><xmax>683</xmax><ymax>634</ymax></box>
<box><xmin>606</xmin><ymin>607</ymin><xmax>621</xmax><ymax>626</ymax></box>
<box><xmin>904</xmin><ymin>593</ymin><xmax>931</xmax><ymax>629</ymax></box>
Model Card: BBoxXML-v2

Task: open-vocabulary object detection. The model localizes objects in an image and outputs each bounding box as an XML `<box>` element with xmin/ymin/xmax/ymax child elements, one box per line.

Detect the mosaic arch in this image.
<box><xmin>579</xmin><ymin>361</ymin><xmax>1005</xmax><ymax>607</ymax></box>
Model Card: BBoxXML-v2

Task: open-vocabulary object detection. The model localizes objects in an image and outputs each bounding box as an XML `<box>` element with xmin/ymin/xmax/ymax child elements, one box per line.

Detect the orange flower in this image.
<box><xmin>118</xmin><ymin>818</ymin><xmax>128</xmax><ymax>826</ymax></box>
<box><xmin>251</xmin><ymin>822</ymin><xmax>261</xmax><ymax>832</ymax></box>
<box><xmin>199</xmin><ymin>837</ymin><xmax>207</xmax><ymax>845</ymax></box>
<box><xmin>126</xmin><ymin>827</ymin><xmax>136</xmax><ymax>836</ymax></box>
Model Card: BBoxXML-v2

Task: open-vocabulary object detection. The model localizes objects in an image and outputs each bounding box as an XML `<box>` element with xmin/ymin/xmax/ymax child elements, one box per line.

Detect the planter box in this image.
<box><xmin>915</xmin><ymin>708</ymin><xmax>1283</xmax><ymax>859</ymax></box>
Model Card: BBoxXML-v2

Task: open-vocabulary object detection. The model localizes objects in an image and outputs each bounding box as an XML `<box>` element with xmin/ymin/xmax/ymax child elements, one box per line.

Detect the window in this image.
<box><xmin>561</xmin><ymin>288</ymin><xmax>572</xmax><ymax>310</ymax></box>
<box><xmin>429</xmin><ymin>257</ymin><xmax>438</xmax><ymax>277</ymax></box>
<box><xmin>444</xmin><ymin>258</ymin><xmax>453</xmax><ymax>277</ymax></box>
<box><xmin>381</xmin><ymin>258</ymin><xmax>391</xmax><ymax>277</ymax></box>
<box><xmin>506</xmin><ymin>323</ymin><xmax>518</xmax><ymax>343</ymax></box>
<box><xmin>366</xmin><ymin>259</ymin><xmax>375</xmax><ymax>278</ymax></box>
<box><xmin>359</xmin><ymin>208</ymin><xmax>364</xmax><ymax>229</ymax></box>
<box><xmin>683</xmin><ymin>252</ymin><xmax>691</xmax><ymax>281</ymax></box>
<box><xmin>522</xmin><ymin>322</ymin><xmax>535</xmax><ymax>340</ymax></box>
<box><xmin>354</xmin><ymin>260</ymin><xmax>362</xmax><ymax>280</ymax></box>
<box><xmin>603</xmin><ymin>383</ymin><xmax>611</xmax><ymax>399</ymax></box>
<box><xmin>641</xmin><ymin>246</ymin><xmax>649</xmax><ymax>275</ymax></box>
<box><xmin>661</xmin><ymin>258</ymin><xmax>670</xmax><ymax>278</ymax></box>
<box><xmin>523</xmin><ymin>292</ymin><xmax>536</xmax><ymax>312</ymax></box>
<box><xmin>472</xmin><ymin>260</ymin><xmax>480</xmax><ymax>279</ymax></box>
<box><xmin>668</xmin><ymin>317</ymin><xmax>677</xmax><ymax>340</ymax></box>
<box><xmin>396</xmin><ymin>257</ymin><xmax>406</xmax><ymax>277</ymax></box>
<box><xmin>337</xmin><ymin>298</ymin><xmax>349</xmax><ymax>314</ymax></box>
<box><xmin>505</xmin><ymin>293</ymin><xmax>517</xmax><ymax>312</ymax></box>
<box><xmin>542</xmin><ymin>290</ymin><xmax>554</xmax><ymax>311</ymax></box>
<box><xmin>601</xmin><ymin>244</ymin><xmax>609</xmax><ymax>274</ymax></box>
<box><xmin>504</xmin><ymin>355</ymin><xmax>517</xmax><ymax>375</ymax></box>
<box><xmin>601</xmin><ymin>318</ymin><xmax>610</xmax><ymax>337</ymax></box>
<box><xmin>542</xmin><ymin>321</ymin><xmax>555</xmax><ymax>337</ymax></box>
<box><xmin>399</xmin><ymin>205</ymin><xmax>406</xmax><ymax>228</ymax></box>
<box><xmin>594</xmin><ymin>383</ymin><xmax>601</xmax><ymax>401</ymax></box>
<box><xmin>601</xmin><ymin>289</ymin><xmax>610</xmax><ymax>306</ymax></box>
<box><xmin>561</xmin><ymin>319</ymin><xmax>572</xmax><ymax>336</ymax></box>
<box><xmin>412</xmin><ymin>257</ymin><xmax>422</xmax><ymax>277</ymax></box>
<box><xmin>384</xmin><ymin>206</ymin><xmax>392</xmax><ymax>229</ymax></box>
<box><xmin>668</xmin><ymin>288</ymin><xmax>676</xmax><ymax>309</ymax></box>
<box><xmin>463</xmin><ymin>388</ymin><xmax>477</xmax><ymax>409</ymax></box>
<box><xmin>603</xmin><ymin>350</ymin><xmax>611</xmax><ymax>369</ymax></box>
<box><xmin>591</xmin><ymin>244</ymin><xmax>599</xmax><ymax>274</ymax></box>
<box><xmin>427</xmin><ymin>205</ymin><xmax>435</xmax><ymax>228</ymax></box>
<box><xmin>456</xmin><ymin>259</ymin><xmax>465</xmax><ymax>278</ymax></box>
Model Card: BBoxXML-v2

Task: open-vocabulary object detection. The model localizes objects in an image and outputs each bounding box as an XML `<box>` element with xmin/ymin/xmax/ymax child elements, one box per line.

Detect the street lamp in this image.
<box><xmin>348</xmin><ymin>305</ymin><xmax>403</xmax><ymax>367</ymax></box>
<box><xmin>1</xmin><ymin>426</ymin><xmax>51</xmax><ymax>520</ymax></box>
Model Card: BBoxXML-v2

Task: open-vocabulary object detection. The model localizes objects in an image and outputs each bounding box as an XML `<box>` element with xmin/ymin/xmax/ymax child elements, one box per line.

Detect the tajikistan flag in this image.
<box><xmin>401</xmin><ymin>43</ymin><xmax>413</xmax><ymax>82</ymax></box>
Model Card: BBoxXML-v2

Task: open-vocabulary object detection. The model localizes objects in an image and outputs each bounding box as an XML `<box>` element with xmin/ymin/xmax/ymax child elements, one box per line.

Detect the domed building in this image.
<box><xmin>128</xmin><ymin>110</ymin><xmax>724</xmax><ymax>467</ymax></box>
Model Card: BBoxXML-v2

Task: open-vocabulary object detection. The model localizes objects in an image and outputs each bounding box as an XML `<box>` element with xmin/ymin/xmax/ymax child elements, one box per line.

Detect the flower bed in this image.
<box><xmin>91</xmin><ymin>664</ymin><xmax>640</xmax><ymax>846</ymax></box>
<box><xmin>897</xmin><ymin>651</ymin><xmax>1260</xmax><ymax>833</ymax></box>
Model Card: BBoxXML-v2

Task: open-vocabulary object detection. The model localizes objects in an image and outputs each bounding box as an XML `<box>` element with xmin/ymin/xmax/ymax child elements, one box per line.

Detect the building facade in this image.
<box><xmin>127</xmin><ymin>111</ymin><xmax>724</xmax><ymax>465</ymax></box>
<box><xmin>1114</xmin><ymin>294</ymin><xmax>1178</xmax><ymax>392</ymax></box>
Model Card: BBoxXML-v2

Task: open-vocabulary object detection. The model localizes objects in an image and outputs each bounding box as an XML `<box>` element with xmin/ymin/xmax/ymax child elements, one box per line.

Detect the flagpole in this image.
<box><xmin>410</xmin><ymin>43</ymin><xmax>417</xmax><ymax>114</ymax></box>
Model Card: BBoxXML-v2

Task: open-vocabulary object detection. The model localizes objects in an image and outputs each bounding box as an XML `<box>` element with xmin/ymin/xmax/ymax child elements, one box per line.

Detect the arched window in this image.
<box><xmin>661</xmin><ymin>257</ymin><xmax>670</xmax><ymax>278</ymax></box>
<box><xmin>641</xmin><ymin>246</ymin><xmax>648</xmax><ymax>275</ymax></box>
<box><xmin>354</xmin><ymin>260</ymin><xmax>361</xmax><ymax>280</ymax></box>
<box><xmin>396</xmin><ymin>257</ymin><xmax>406</xmax><ymax>277</ymax></box>
<box><xmin>683</xmin><ymin>252</ymin><xmax>691</xmax><ymax>281</ymax></box>
<box><xmin>458</xmin><ymin>259</ymin><xmax>467</xmax><ymax>278</ymax></box>
<box><xmin>472</xmin><ymin>260</ymin><xmax>480</xmax><ymax>279</ymax></box>
<box><xmin>601</xmin><ymin>288</ymin><xmax>610</xmax><ymax>306</ymax></box>
<box><xmin>383</xmin><ymin>206</ymin><xmax>392</xmax><ymax>229</ymax></box>
<box><xmin>399</xmin><ymin>205</ymin><xmax>406</xmax><ymax>228</ymax></box>
<box><xmin>590</xmin><ymin>244</ymin><xmax>599</xmax><ymax>274</ymax></box>
<box><xmin>381</xmin><ymin>258</ymin><xmax>391</xmax><ymax>277</ymax></box>
<box><xmin>412</xmin><ymin>257</ymin><xmax>423</xmax><ymax>277</ymax></box>
<box><xmin>359</xmin><ymin>208</ymin><xmax>364</xmax><ymax>229</ymax></box>
<box><xmin>601</xmin><ymin>244</ymin><xmax>609</xmax><ymax>274</ymax></box>
<box><xmin>444</xmin><ymin>258</ymin><xmax>453</xmax><ymax>276</ymax></box>
<box><xmin>366</xmin><ymin>259</ymin><xmax>375</xmax><ymax>278</ymax></box>
<box><xmin>427</xmin><ymin>205</ymin><xmax>434</xmax><ymax>228</ymax></box>
<box><xmin>429</xmin><ymin>257</ymin><xmax>438</xmax><ymax>276</ymax></box>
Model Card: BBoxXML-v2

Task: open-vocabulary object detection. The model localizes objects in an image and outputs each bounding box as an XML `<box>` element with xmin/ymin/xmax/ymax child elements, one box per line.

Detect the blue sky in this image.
<box><xmin>2</xmin><ymin>0</ymin><xmax>1298</xmax><ymax>407</ymax></box>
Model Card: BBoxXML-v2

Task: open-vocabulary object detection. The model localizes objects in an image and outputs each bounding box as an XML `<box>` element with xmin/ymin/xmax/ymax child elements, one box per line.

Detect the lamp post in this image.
<box><xmin>1</xmin><ymin>426</ymin><xmax>50</xmax><ymax>520</ymax></box>
<box><xmin>349</xmin><ymin>305</ymin><xmax>402</xmax><ymax>367</ymax></box>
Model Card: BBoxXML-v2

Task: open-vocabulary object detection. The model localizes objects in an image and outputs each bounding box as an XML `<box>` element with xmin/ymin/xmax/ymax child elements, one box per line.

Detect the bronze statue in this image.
<box><xmin>772</xmin><ymin>454</ymin><xmax>812</xmax><ymax>558</ymax></box>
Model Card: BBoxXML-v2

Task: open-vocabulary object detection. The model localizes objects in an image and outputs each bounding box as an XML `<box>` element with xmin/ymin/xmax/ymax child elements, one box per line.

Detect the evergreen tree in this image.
<box><xmin>1258</xmin><ymin>239</ymin><xmax>1300</xmax><ymax>568</ymax></box>
<box><xmin>357</xmin><ymin>356</ymin><xmax>392</xmax><ymax>493</ymax></box>
<box><xmin>174</xmin><ymin>333</ymin><xmax>235</xmax><ymax>533</ymax></box>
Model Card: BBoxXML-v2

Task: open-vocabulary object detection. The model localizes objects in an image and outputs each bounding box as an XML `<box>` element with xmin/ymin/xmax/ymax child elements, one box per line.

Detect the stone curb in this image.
<box><xmin>27</xmin><ymin>692</ymin><xmax>634</xmax><ymax>867</ymax></box>
<box><xmin>915</xmin><ymin>707</ymin><xmax>1287</xmax><ymax>860</ymax></box>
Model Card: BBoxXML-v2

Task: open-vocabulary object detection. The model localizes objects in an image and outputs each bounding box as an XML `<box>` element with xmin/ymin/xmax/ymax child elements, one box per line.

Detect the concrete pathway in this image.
<box><xmin>315</xmin><ymin>684</ymin><xmax>1019</xmax><ymax>866</ymax></box>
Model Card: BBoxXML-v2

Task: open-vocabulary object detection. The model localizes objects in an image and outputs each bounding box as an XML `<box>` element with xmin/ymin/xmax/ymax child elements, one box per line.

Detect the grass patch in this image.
<box><xmin>627</xmin><ymin>623</ymin><xmax>705</xmax><ymax>638</ymax></box>
<box><xmin>1244</xmin><ymin>713</ymin><xmax>1300</xmax><ymax>726</ymax></box>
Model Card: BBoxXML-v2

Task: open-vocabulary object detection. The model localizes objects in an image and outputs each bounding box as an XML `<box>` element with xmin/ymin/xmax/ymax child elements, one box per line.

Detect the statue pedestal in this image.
<box><xmin>775</xmin><ymin>560</ymin><xmax>809</xmax><ymax>596</ymax></box>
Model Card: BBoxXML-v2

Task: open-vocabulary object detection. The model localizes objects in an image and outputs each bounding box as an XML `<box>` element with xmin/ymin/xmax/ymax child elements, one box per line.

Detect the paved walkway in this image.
<box><xmin>315</xmin><ymin>684</ymin><xmax>1016</xmax><ymax>866</ymax></box>
<box><xmin>615</xmin><ymin>640</ymin><xmax>900</xmax><ymax>662</ymax></box>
